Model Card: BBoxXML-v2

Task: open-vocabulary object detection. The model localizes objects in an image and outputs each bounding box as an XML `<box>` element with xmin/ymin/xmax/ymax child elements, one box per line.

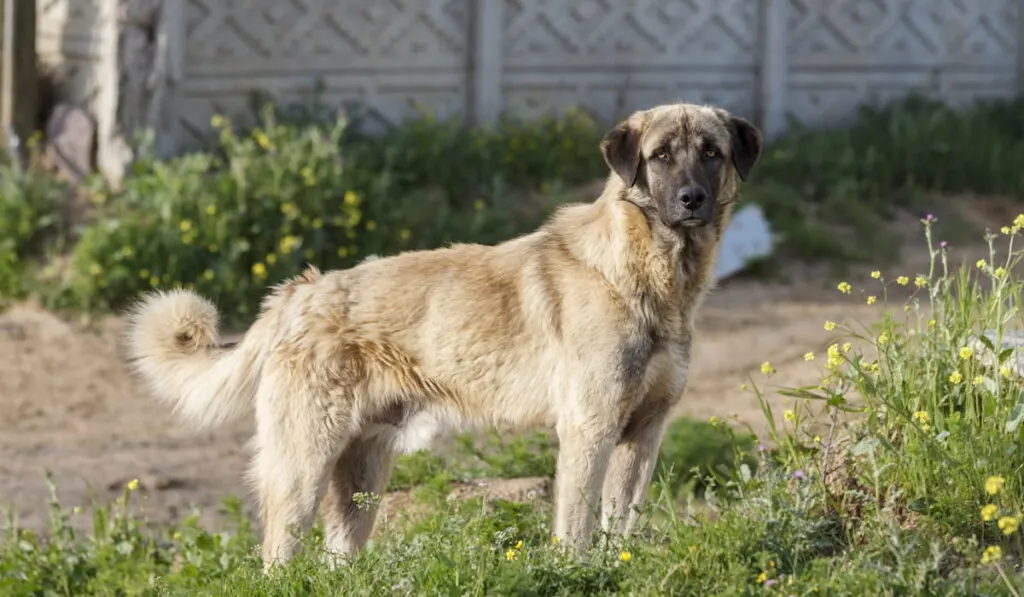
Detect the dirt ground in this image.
<box><xmin>0</xmin><ymin>197</ymin><xmax>1011</xmax><ymax>539</ymax></box>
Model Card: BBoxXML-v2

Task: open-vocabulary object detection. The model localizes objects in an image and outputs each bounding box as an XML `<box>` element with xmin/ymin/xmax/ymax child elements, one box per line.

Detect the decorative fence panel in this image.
<box><xmin>35</xmin><ymin>0</ymin><xmax>1024</xmax><ymax>166</ymax></box>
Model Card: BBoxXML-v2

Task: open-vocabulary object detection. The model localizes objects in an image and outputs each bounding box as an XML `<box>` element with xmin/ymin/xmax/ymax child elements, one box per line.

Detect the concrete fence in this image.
<box><xmin>35</xmin><ymin>0</ymin><xmax>1023</xmax><ymax>184</ymax></box>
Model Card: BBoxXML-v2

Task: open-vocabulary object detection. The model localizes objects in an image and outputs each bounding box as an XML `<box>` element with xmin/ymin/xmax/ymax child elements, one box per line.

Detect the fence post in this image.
<box><xmin>153</xmin><ymin>0</ymin><xmax>186</xmax><ymax>157</ymax></box>
<box><xmin>758</xmin><ymin>0</ymin><xmax>789</xmax><ymax>142</ymax></box>
<box><xmin>0</xmin><ymin>0</ymin><xmax>37</xmax><ymax>163</ymax></box>
<box><xmin>470</xmin><ymin>0</ymin><xmax>503</xmax><ymax>126</ymax></box>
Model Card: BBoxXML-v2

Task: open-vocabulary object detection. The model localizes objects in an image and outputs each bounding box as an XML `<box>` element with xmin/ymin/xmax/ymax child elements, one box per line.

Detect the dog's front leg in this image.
<box><xmin>599</xmin><ymin>396</ymin><xmax>674</xmax><ymax>537</ymax></box>
<box><xmin>552</xmin><ymin>421</ymin><xmax>618</xmax><ymax>551</ymax></box>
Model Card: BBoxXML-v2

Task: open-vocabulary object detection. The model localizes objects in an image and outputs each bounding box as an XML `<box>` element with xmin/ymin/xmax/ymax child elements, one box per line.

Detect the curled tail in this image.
<box><xmin>124</xmin><ymin>289</ymin><xmax>266</xmax><ymax>430</ymax></box>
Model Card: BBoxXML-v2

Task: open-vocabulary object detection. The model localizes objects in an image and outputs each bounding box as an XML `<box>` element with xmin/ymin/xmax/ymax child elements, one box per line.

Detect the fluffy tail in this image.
<box><xmin>124</xmin><ymin>289</ymin><xmax>266</xmax><ymax>430</ymax></box>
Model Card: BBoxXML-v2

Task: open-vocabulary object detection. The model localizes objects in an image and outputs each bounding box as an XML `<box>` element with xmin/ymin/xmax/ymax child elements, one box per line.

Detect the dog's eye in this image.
<box><xmin>703</xmin><ymin>148</ymin><xmax>719</xmax><ymax>159</ymax></box>
<box><xmin>652</xmin><ymin>150</ymin><xmax>670</xmax><ymax>161</ymax></box>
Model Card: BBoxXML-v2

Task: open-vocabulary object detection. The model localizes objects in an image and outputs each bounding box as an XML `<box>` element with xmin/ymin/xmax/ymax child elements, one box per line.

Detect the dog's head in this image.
<box><xmin>600</xmin><ymin>103</ymin><xmax>763</xmax><ymax>231</ymax></box>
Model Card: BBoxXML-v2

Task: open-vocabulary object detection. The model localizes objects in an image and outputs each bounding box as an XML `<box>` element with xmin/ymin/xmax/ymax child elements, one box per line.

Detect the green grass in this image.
<box><xmin>5</xmin><ymin>218</ymin><xmax>1024</xmax><ymax>595</ymax></box>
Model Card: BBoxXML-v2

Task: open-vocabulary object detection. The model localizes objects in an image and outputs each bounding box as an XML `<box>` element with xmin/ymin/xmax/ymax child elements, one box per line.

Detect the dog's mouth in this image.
<box><xmin>674</xmin><ymin>216</ymin><xmax>708</xmax><ymax>228</ymax></box>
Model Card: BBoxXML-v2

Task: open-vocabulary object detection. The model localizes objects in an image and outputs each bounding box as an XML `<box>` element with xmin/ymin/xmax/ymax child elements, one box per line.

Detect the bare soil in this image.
<box><xmin>0</xmin><ymin>197</ymin><xmax>1012</xmax><ymax>539</ymax></box>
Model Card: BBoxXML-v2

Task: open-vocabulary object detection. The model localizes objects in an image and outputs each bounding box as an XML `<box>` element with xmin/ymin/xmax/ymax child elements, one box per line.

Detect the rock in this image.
<box><xmin>714</xmin><ymin>203</ymin><xmax>774</xmax><ymax>282</ymax></box>
<box><xmin>44</xmin><ymin>103</ymin><xmax>96</xmax><ymax>184</ymax></box>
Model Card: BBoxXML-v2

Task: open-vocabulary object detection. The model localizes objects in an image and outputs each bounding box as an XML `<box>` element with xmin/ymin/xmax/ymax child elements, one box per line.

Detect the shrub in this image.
<box><xmin>0</xmin><ymin>157</ymin><xmax>66</xmax><ymax>305</ymax></box>
<box><xmin>52</xmin><ymin>103</ymin><xmax>603</xmax><ymax>327</ymax></box>
<box><xmin>745</xmin><ymin>94</ymin><xmax>1024</xmax><ymax>262</ymax></box>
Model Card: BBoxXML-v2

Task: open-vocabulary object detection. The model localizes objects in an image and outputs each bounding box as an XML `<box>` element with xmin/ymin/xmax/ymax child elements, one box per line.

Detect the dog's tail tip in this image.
<box><xmin>124</xmin><ymin>288</ymin><xmax>222</xmax><ymax>360</ymax></box>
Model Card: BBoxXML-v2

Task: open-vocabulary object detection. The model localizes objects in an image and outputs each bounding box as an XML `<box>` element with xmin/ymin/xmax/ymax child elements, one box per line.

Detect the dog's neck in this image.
<box><xmin>572</xmin><ymin>175</ymin><xmax>735</xmax><ymax>320</ymax></box>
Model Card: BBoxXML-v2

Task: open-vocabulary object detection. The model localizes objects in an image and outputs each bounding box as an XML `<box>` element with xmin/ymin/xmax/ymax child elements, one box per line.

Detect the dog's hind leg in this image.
<box><xmin>251</xmin><ymin>376</ymin><xmax>348</xmax><ymax>572</ymax></box>
<box><xmin>320</xmin><ymin>431</ymin><xmax>397</xmax><ymax>566</ymax></box>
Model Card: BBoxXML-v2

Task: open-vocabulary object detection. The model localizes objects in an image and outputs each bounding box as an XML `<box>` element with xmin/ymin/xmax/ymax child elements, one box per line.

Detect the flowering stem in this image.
<box><xmin>995</xmin><ymin>563</ymin><xmax>1022</xmax><ymax>597</ymax></box>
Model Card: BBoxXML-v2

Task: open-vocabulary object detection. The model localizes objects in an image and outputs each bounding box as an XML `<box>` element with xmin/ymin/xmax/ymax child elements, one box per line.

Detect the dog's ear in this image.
<box><xmin>600</xmin><ymin>119</ymin><xmax>642</xmax><ymax>188</ymax></box>
<box><xmin>725</xmin><ymin>115</ymin><xmax>763</xmax><ymax>181</ymax></box>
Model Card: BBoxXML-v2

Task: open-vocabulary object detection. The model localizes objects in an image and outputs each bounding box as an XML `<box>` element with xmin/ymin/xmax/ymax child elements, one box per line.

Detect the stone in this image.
<box><xmin>44</xmin><ymin>103</ymin><xmax>96</xmax><ymax>184</ymax></box>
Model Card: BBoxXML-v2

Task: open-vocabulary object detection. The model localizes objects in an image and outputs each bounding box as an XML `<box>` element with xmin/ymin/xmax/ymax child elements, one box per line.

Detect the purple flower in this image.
<box><xmin>764</xmin><ymin>579</ymin><xmax>777</xmax><ymax>588</ymax></box>
<box><xmin>939</xmin><ymin>241</ymin><xmax>948</xmax><ymax>249</ymax></box>
<box><xmin>793</xmin><ymin>470</ymin><xmax>805</xmax><ymax>480</ymax></box>
<box><xmin>925</xmin><ymin>213</ymin><xmax>934</xmax><ymax>221</ymax></box>
<box><xmin>758</xmin><ymin>443</ymin><xmax>768</xmax><ymax>452</ymax></box>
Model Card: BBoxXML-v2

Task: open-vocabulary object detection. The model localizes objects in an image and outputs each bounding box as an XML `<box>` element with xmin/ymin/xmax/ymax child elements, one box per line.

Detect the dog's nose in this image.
<box><xmin>678</xmin><ymin>186</ymin><xmax>708</xmax><ymax>210</ymax></box>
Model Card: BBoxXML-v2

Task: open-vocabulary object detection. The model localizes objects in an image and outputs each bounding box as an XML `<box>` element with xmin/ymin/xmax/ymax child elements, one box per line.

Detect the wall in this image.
<box><xmin>36</xmin><ymin>0</ymin><xmax>1024</xmax><ymax>163</ymax></box>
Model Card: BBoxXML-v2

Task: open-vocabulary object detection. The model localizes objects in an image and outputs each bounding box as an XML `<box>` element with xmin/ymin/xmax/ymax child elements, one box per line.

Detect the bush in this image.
<box><xmin>745</xmin><ymin>94</ymin><xmax>1024</xmax><ymax>262</ymax></box>
<box><xmin>0</xmin><ymin>157</ymin><xmax>66</xmax><ymax>304</ymax></box>
<box><xmin>50</xmin><ymin>103</ymin><xmax>604</xmax><ymax>326</ymax></box>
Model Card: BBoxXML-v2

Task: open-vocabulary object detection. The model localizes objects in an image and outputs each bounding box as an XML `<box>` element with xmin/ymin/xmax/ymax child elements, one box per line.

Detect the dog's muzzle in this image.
<box><xmin>671</xmin><ymin>185</ymin><xmax>713</xmax><ymax>227</ymax></box>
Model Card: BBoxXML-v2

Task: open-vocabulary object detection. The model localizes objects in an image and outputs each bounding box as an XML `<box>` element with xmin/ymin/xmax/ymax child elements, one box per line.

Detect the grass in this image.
<box><xmin>4</xmin><ymin>216</ymin><xmax>1024</xmax><ymax>595</ymax></box>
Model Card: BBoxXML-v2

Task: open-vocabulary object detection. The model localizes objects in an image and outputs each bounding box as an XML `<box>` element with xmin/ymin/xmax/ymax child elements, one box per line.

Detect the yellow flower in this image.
<box><xmin>842</xmin><ymin>342</ymin><xmax>851</xmax><ymax>352</ymax></box>
<box><xmin>279</xmin><ymin>235</ymin><xmax>300</xmax><ymax>254</ymax></box>
<box><xmin>973</xmin><ymin>375</ymin><xmax>985</xmax><ymax>385</ymax></box>
<box><xmin>878</xmin><ymin>332</ymin><xmax>890</xmax><ymax>345</ymax></box>
<box><xmin>619</xmin><ymin>551</ymin><xmax>632</xmax><ymax>562</ymax></box>
<box><xmin>266</xmin><ymin>253</ymin><xmax>277</xmax><ymax>265</ymax></box>
<box><xmin>301</xmin><ymin>167</ymin><xmax>316</xmax><ymax>187</ymax></box>
<box><xmin>688</xmin><ymin>545</ymin><xmax>697</xmax><ymax>553</ymax></box>
<box><xmin>977</xmin><ymin>259</ymin><xmax>987</xmax><ymax>269</ymax></box>
<box><xmin>1000</xmin><ymin>366</ymin><xmax>1013</xmax><ymax>379</ymax></box>
<box><xmin>740</xmin><ymin>383</ymin><xmax>748</xmax><ymax>391</ymax></box>
<box><xmin>254</xmin><ymin>130</ymin><xmax>273</xmax><ymax>151</ymax></box>
<box><xmin>824</xmin><ymin>320</ymin><xmax>837</xmax><ymax>331</ymax></box>
<box><xmin>959</xmin><ymin>346</ymin><xmax>974</xmax><ymax>360</ymax></box>
<box><xmin>866</xmin><ymin>295</ymin><xmax>877</xmax><ymax>305</ymax></box>
<box><xmin>896</xmin><ymin>276</ymin><xmax>909</xmax><ymax>286</ymax></box>
<box><xmin>344</xmin><ymin>190</ymin><xmax>361</xmax><ymax>207</ymax></box>
<box><xmin>208</xmin><ymin>243</ymin><xmax>219</xmax><ymax>253</ymax></box>
<box><xmin>149</xmin><ymin>276</ymin><xmax>160</xmax><ymax>287</ymax></box>
<box><xmin>999</xmin><ymin>516</ymin><xmax>1020</xmax><ymax>535</ymax></box>
<box><xmin>312</xmin><ymin>218</ymin><xmax>324</xmax><ymax>229</ymax></box>
<box><xmin>912</xmin><ymin>411</ymin><xmax>929</xmax><ymax>425</ymax></box>
<box><xmin>552</xmin><ymin>536</ymin><xmax>560</xmax><ymax>545</ymax></box>
<box><xmin>756</xmin><ymin>571</ymin><xmax>768</xmax><ymax>584</ymax></box>
<box><xmin>205</xmin><ymin>205</ymin><xmax>217</xmax><ymax>216</ymax></box>
<box><xmin>88</xmin><ymin>262</ymin><xmax>102</xmax><ymax>276</ymax></box>
<box><xmin>179</xmin><ymin>220</ymin><xmax>193</xmax><ymax>233</ymax></box>
<box><xmin>304</xmin><ymin>248</ymin><xmax>315</xmax><ymax>260</ymax></box>
<box><xmin>914</xmin><ymin>275</ymin><xmax>927</xmax><ymax>288</ymax></box>
<box><xmin>837</xmin><ymin>281</ymin><xmax>851</xmax><ymax>294</ymax></box>
<box><xmin>982</xmin><ymin>504</ymin><xmax>999</xmax><ymax>522</ymax></box>
<box><xmin>927</xmin><ymin>319</ymin><xmax>936</xmax><ymax>328</ymax></box>
<box><xmin>366</xmin><ymin>220</ymin><xmax>378</xmax><ymax>232</ymax></box>
<box><xmin>870</xmin><ymin>270</ymin><xmax>881</xmax><ymax>279</ymax></box>
<box><xmin>399</xmin><ymin>228</ymin><xmax>412</xmax><ymax>241</ymax></box>
<box><xmin>783</xmin><ymin>409</ymin><xmax>795</xmax><ymax>422</ymax></box>
<box><xmin>203</xmin><ymin>269</ymin><xmax>214</xmax><ymax>281</ymax></box>
<box><xmin>251</xmin><ymin>263</ymin><xmax>267</xmax><ymax>278</ymax></box>
<box><xmin>760</xmin><ymin>361</ymin><xmax>775</xmax><ymax>376</ymax></box>
<box><xmin>337</xmin><ymin>246</ymin><xmax>349</xmax><ymax>258</ymax></box>
<box><xmin>139</xmin><ymin>268</ymin><xmax>150</xmax><ymax>279</ymax></box>
<box><xmin>949</xmin><ymin>371</ymin><xmax>963</xmax><ymax>384</ymax></box>
<box><xmin>986</xmin><ymin>475</ymin><xmax>1006</xmax><ymax>496</ymax></box>
<box><xmin>514</xmin><ymin>540</ymin><xmax>523</xmax><ymax>550</ymax></box>
<box><xmin>804</xmin><ymin>352</ymin><xmax>815</xmax><ymax>361</ymax></box>
<box><xmin>126</xmin><ymin>478</ymin><xmax>139</xmax><ymax>491</ymax></box>
<box><xmin>1001</xmin><ymin>226</ymin><xmax>1012</xmax><ymax>235</ymax></box>
<box><xmin>505</xmin><ymin>549</ymin><xmax>518</xmax><ymax>561</ymax></box>
<box><xmin>474</xmin><ymin>199</ymin><xmax>486</xmax><ymax>211</ymax></box>
<box><xmin>813</xmin><ymin>435</ymin><xmax>821</xmax><ymax>443</ymax></box>
<box><xmin>210</xmin><ymin>114</ymin><xmax>226</xmax><ymax>128</ymax></box>
<box><xmin>994</xmin><ymin>267</ymin><xmax>1007</xmax><ymax>279</ymax></box>
<box><xmin>981</xmin><ymin>545</ymin><xmax>1002</xmax><ymax>565</ymax></box>
<box><xmin>1014</xmin><ymin>213</ymin><xmax>1024</xmax><ymax>229</ymax></box>
<box><xmin>709</xmin><ymin>416</ymin><xmax>718</xmax><ymax>425</ymax></box>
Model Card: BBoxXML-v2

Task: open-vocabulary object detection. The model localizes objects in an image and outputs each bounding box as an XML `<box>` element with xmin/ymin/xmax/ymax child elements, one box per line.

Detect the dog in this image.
<box><xmin>123</xmin><ymin>101</ymin><xmax>763</xmax><ymax>570</ymax></box>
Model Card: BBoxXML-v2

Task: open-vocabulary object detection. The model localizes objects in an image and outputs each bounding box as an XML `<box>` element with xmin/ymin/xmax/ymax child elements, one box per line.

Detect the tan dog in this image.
<box><xmin>124</xmin><ymin>101</ymin><xmax>762</xmax><ymax>570</ymax></box>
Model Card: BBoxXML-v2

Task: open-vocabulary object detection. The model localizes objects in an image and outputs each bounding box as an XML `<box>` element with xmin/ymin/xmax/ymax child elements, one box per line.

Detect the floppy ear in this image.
<box><xmin>600</xmin><ymin>119</ymin><xmax>642</xmax><ymax>188</ymax></box>
<box><xmin>726</xmin><ymin>116</ymin><xmax>763</xmax><ymax>181</ymax></box>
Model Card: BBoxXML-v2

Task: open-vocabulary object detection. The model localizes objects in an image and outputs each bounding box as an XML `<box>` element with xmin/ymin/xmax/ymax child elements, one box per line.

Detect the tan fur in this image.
<box><xmin>123</xmin><ymin>102</ymin><xmax>763</xmax><ymax>571</ymax></box>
